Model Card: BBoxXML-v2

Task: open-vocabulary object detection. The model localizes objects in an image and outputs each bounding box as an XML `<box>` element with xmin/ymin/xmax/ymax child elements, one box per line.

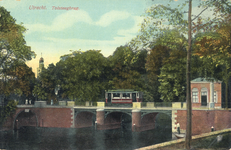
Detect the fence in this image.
<box><xmin>18</xmin><ymin>100</ymin><xmax>187</xmax><ymax>109</ymax></box>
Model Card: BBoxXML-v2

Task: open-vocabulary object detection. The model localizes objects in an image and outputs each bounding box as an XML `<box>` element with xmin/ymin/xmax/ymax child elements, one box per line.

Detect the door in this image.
<box><xmin>201</xmin><ymin>96</ymin><xmax>207</xmax><ymax>106</ymax></box>
<box><xmin>132</xmin><ymin>93</ymin><xmax>136</xmax><ymax>102</ymax></box>
<box><xmin>201</xmin><ymin>88</ymin><xmax>207</xmax><ymax>106</ymax></box>
<box><xmin>108</xmin><ymin>93</ymin><xmax>111</xmax><ymax>103</ymax></box>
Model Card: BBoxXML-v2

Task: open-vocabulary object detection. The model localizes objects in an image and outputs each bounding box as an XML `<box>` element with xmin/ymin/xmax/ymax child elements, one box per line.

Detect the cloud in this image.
<box><xmin>95</xmin><ymin>10</ymin><xmax>131</xmax><ymax>27</ymax></box>
<box><xmin>116</xmin><ymin>16</ymin><xmax>144</xmax><ymax>42</ymax></box>
<box><xmin>25</xmin><ymin>9</ymin><xmax>93</xmax><ymax>33</ymax></box>
<box><xmin>40</xmin><ymin>15</ymin><xmax>144</xmax><ymax>53</ymax></box>
<box><xmin>25</xmin><ymin>10</ymin><xmax>132</xmax><ymax>34</ymax></box>
<box><xmin>52</xmin><ymin>10</ymin><xmax>93</xmax><ymax>30</ymax></box>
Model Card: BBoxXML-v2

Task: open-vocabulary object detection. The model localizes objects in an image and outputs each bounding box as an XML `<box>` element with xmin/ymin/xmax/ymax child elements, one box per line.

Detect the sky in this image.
<box><xmin>0</xmin><ymin>0</ymin><xmax>214</xmax><ymax>77</ymax></box>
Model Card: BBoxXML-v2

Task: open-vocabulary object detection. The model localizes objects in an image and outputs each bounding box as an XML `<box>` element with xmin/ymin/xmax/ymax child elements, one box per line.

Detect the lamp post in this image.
<box><xmin>55</xmin><ymin>85</ymin><xmax>60</xmax><ymax>103</ymax></box>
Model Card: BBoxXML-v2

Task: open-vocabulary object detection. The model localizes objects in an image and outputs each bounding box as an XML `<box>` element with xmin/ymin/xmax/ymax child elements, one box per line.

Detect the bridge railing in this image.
<box><xmin>74</xmin><ymin>101</ymin><xmax>97</xmax><ymax>107</ymax></box>
<box><xmin>18</xmin><ymin>101</ymin><xmax>186</xmax><ymax>109</ymax></box>
<box><xmin>141</xmin><ymin>102</ymin><xmax>172</xmax><ymax>108</ymax></box>
<box><xmin>154</xmin><ymin>102</ymin><xmax>172</xmax><ymax>107</ymax></box>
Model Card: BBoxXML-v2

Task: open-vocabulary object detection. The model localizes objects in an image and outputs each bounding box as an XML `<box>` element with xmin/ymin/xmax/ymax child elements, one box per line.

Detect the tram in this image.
<box><xmin>105</xmin><ymin>89</ymin><xmax>143</xmax><ymax>103</ymax></box>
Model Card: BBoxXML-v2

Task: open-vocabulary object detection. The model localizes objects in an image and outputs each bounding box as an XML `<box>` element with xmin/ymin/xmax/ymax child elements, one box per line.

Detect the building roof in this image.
<box><xmin>191</xmin><ymin>77</ymin><xmax>222</xmax><ymax>83</ymax></box>
<box><xmin>107</xmin><ymin>89</ymin><xmax>140</xmax><ymax>93</ymax></box>
<box><xmin>39</xmin><ymin>57</ymin><xmax>44</xmax><ymax>63</ymax></box>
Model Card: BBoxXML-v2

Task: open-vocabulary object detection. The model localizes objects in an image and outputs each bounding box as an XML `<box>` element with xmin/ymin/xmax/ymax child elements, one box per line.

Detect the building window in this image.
<box><xmin>122</xmin><ymin>93</ymin><xmax>130</xmax><ymax>98</ymax></box>
<box><xmin>214</xmin><ymin>91</ymin><xmax>217</xmax><ymax>103</ymax></box>
<box><xmin>192</xmin><ymin>88</ymin><xmax>198</xmax><ymax>103</ymax></box>
<box><xmin>201</xmin><ymin>91</ymin><xmax>207</xmax><ymax>96</ymax></box>
<box><xmin>113</xmin><ymin>93</ymin><xmax>120</xmax><ymax>98</ymax></box>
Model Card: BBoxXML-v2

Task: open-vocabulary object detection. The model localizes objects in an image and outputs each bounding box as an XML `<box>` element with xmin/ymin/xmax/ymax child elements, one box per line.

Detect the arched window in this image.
<box><xmin>192</xmin><ymin>88</ymin><xmax>198</xmax><ymax>103</ymax></box>
<box><xmin>201</xmin><ymin>88</ymin><xmax>208</xmax><ymax>95</ymax></box>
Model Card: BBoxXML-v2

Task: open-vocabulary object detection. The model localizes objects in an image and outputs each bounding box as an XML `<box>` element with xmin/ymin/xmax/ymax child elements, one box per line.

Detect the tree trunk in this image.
<box><xmin>225</xmin><ymin>66</ymin><xmax>228</xmax><ymax>109</ymax></box>
<box><xmin>185</xmin><ymin>0</ymin><xmax>192</xmax><ymax>149</ymax></box>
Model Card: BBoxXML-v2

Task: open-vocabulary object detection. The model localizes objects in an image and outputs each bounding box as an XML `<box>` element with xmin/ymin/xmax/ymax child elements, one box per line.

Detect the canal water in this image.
<box><xmin>0</xmin><ymin>126</ymin><xmax>172</xmax><ymax>150</ymax></box>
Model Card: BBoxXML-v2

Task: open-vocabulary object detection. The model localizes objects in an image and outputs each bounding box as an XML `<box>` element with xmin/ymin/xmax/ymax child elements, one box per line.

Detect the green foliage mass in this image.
<box><xmin>59</xmin><ymin>50</ymin><xmax>109</xmax><ymax>102</ymax></box>
<box><xmin>0</xmin><ymin>7</ymin><xmax>36</xmax><ymax>97</ymax></box>
<box><xmin>0</xmin><ymin>100</ymin><xmax>18</xmax><ymax>126</ymax></box>
<box><xmin>108</xmin><ymin>46</ymin><xmax>145</xmax><ymax>91</ymax></box>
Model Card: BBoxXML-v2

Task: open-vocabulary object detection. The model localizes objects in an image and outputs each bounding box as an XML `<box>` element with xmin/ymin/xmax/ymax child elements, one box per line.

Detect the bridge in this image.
<box><xmin>3</xmin><ymin>101</ymin><xmax>231</xmax><ymax>136</ymax></box>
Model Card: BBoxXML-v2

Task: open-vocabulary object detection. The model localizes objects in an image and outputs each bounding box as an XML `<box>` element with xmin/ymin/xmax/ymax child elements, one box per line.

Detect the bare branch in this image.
<box><xmin>192</xmin><ymin>6</ymin><xmax>209</xmax><ymax>21</ymax></box>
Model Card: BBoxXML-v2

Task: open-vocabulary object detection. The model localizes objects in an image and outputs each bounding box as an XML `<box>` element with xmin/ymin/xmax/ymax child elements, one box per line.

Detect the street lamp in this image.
<box><xmin>55</xmin><ymin>85</ymin><xmax>60</xmax><ymax>102</ymax></box>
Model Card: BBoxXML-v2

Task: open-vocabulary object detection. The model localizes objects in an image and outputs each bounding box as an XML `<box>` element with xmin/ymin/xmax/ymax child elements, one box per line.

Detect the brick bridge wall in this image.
<box><xmin>3</xmin><ymin>107</ymin><xmax>74</xmax><ymax>130</ymax></box>
<box><xmin>6</xmin><ymin>106</ymin><xmax>230</xmax><ymax>135</ymax></box>
<box><xmin>175</xmin><ymin>110</ymin><xmax>231</xmax><ymax>135</ymax></box>
<box><xmin>3</xmin><ymin>107</ymin><xmax>166</xmax><ymax>132</ymax></box>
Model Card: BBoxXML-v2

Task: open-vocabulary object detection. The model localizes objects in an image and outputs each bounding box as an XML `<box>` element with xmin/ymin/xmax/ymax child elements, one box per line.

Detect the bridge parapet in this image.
<box><xmin>34</xmin><ymin>101</ymin><xmax>46</xmax><ymax>107</ymax></box>
<box><xmin>133</xmin><ymin>102</ymin><xmax>142</xmax><ymax>109</ymax></box>
<box><xmin>67</xmin><ymin>101</ymin><xmax>75</xmax><ymax>106</ymax></box>
<box><xmin>17</xmin><ymin>101</ymin><xmax>203</xmax><ymax>110</ymax></box>
<box><xmin>97</xmin><ymin>102</ymin><xmax>105</xmax><ymax>107</ymax></box>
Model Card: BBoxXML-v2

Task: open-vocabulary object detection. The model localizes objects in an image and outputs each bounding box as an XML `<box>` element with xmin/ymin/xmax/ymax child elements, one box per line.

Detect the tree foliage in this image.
<box><xmin>0</xmin><ymin>7</ymin><xmax>35</xmax><ymax>96</ymax></box>
<box><xmin>0</xmin><ymin>100</ymin><xmax>18</xmax><ymax>126</ymax></box>
<box><xmin>59</xmin><ymin>50</ymin><xmax>109</xmax><ymax>102</ymax></box>
<box><xmin>3</xmin><ymin>61</ymin><xmax>35</xmax><ymax>97</ymax></box>
<box><xmin>33</xmin><ymin>64</ymin><xmax>57</xmax><ymax>102</ymax></box>
<box><xmin>193</xmin><ymin>20</ymin><xmax>231</xmax><ymax>108</ymax></box>
<box><xmin>109</xmin><ymin>46</ymin><xmax>144</xmax><ymax>90</ymax></box>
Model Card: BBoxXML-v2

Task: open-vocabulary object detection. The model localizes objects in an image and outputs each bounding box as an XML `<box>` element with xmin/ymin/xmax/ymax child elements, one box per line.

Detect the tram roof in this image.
<box><xmin>107</xmin><ymin>89</ymin><xmax>139</xmax><ymax>93</ymax></box>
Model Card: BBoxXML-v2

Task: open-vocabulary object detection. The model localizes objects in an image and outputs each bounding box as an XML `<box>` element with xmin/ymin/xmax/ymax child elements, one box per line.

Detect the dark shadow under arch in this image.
<box><xmin>13</xmin><ymin>109</ymin><xmax>38</xmax><ymax>130</ymax></box>
<box><xmin>75</xmin><ymin>111</ymin><xmax>96</xmax><ymax>128</ymax></box>
<box><xmin>155</xmin><ymin>112</ymin><xmax>172</xmax><ymax>130</ymax></box>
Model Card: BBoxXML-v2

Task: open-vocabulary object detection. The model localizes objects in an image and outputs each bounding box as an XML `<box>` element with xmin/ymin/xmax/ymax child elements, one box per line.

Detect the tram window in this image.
<box><xmin>113</xmin><ymin>93</ymin><xmax>120</xmax><ymax>97</ymax></box>
<box><xmin>123</xmin><ymin>93</ymin><xmax>130</xmax><ymax>98</ymax></box>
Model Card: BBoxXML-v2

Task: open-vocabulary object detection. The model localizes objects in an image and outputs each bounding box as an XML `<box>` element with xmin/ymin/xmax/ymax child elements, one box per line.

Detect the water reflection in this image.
<box><xmin>0</xmin><ymin>126</ymin><xmax>172</xmax><ymax>150</ymax></box>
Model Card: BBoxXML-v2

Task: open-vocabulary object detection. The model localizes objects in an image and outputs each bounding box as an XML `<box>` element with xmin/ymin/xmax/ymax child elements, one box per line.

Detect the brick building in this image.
<box><xmin>191</xmin><ymin>78</ymin><xmax>222</xmax><ymax>108</ymax></box>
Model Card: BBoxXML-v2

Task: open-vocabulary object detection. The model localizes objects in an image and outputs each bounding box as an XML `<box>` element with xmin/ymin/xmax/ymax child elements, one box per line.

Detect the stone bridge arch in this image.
<box><xmin>13</xmin><ymin>109</ymin><xmax>38</xmax><ymax>130</ymax></box>
<box><xmin>132</xmin><ymin>110</ymin><xmax>172</xmax><ymax>132</ymax></box>
<box><xmin>154</xmin><ymin>112</ymin><xmax>172</xmax><ymax>130</ymax></box>
<box><xmin>75</xmin><ymin>111</ymin><xmax>96</xmax><ymax>128</ymax></box>
<box><xmin>140</xmin><ymin>112</ymin><xmax>159</xmax><ymax>131</ymax></box>
<box><xmin>104</xmin><ymin>111</ymin><xmax>132</xmax><ymax>130</ymax></box>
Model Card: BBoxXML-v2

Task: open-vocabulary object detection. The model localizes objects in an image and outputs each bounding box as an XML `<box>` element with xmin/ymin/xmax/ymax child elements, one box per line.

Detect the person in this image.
<box><xmin>211</xmin><ymin>126</ymin><xmax>214</xmax><ymax>132</ymax></box>
<box><xmin>177</xmin><ymin>123</ymin><xmax>180</xmax><ymax>134</ymax></box>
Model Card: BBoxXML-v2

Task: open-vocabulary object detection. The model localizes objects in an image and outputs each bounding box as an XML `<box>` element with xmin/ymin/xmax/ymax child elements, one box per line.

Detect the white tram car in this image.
<box><xmin>105</xmin><ymin>89</ymin><xmax>143</xmax><ymax>103</ymax></box>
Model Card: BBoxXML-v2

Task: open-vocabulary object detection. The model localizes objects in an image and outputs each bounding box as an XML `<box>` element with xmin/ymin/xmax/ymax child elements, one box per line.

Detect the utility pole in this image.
<box><xmin>185</xmin><ymin>0</ymin><xmax>192</xmax><ymax>149</ymax></box>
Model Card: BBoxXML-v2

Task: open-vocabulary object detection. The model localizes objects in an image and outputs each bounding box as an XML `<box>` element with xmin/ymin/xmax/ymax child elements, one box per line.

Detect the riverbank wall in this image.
<box><xmin>137</xmin><ymin>128</ymin><xmax>231</xmax><ymax>150</ymax></box>
<box><xmin>175</xmin><ymin>109</ymin><xmax>231</xmax><ymax>135</ymax></box>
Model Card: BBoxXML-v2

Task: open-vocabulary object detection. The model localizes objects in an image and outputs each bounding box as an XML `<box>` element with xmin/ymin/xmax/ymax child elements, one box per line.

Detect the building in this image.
<box><xmin>37</xmin><ymin>56</ymin><xmax>44</xmax><ymax>78</ymax></box>
<box><xmin>191</xmin><ymin>78</ymin><xmax>222</xmax><ymax>108</ymax></box>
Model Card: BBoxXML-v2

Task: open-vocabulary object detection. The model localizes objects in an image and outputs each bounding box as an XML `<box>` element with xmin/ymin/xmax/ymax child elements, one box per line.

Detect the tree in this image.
<box><xmin>129</xmin><ymin>0</ymin><xmax>231</xmax><ymax>149</ymax></box>
<box><xmin>144</xmin><ymin>30</ymin><xmax>187</xmax><ymax>102</ymax></box>
<box><xmin>58</xmin><ymin>50</ymin><xmax>109</xmax><ymax>102</ymax></box>
<box><xmin>0</xmin><ymin>7</ymin><xmax>35</xmax><ymax>97</ymax></box>
<box><xmin>4</xmin><ymin>61</ymin><xmax>35</xmax><ymax>97</ymax></box>
<box><xmin>32</xmin><ymin>63</ymin><xmax>57</xmax><ymax>103</ymax></box>
<box><xmin>0</xmin><ymin>100</ymin><xmax>17</xmax><ymax>126</ymax></box>
<box><xmin>158</xmin><ymin>50</ymin><xmax>186</xmax><ymax>102</ymax></box>
<box><xmin>109</xmin><ymin>46</ymin><xmax>144</xmax><ymax>91</ymax></box>
<box><xmin>193</xmin><ymin>22</ymin><xmax>231</xmax><ymax>109</ymax></box>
